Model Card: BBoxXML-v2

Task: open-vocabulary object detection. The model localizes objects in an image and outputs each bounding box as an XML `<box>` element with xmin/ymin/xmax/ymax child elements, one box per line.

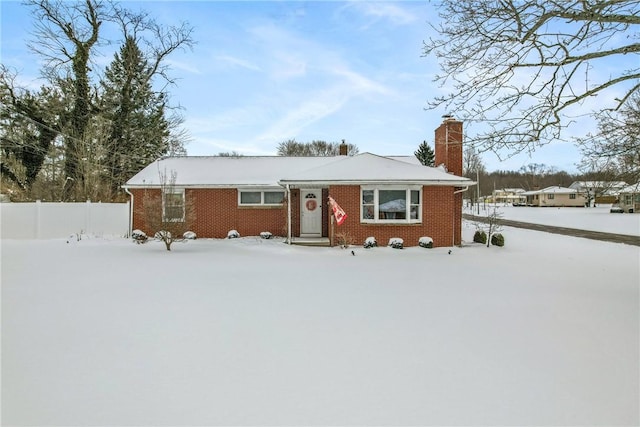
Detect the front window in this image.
<box><xmin>361</xmin><ymin>187</ymin><xmax>421</xmax><ymax>223</ymax></box>
<box><xmin>547</xmin><ymin>194</ymin><xmax>555</xmax><ymax>199</ymax></box>
<box><xmin>569</xmin><ymin>193</ymin><xmax>576</xmax><ymax>199</ymax></box>
<box><xmin>163</xmin><ymin>190</ymin><xmax>185</xmax><ymax>222</ymax></box>
<box><xmin>239</xmin><ymin>189</ymin><xmax>285</xmax><ymax>206</ymax></box>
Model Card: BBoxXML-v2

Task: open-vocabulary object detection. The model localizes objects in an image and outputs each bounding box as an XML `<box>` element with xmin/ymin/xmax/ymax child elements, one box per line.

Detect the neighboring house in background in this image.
<box><xmin>569</xmin><ymin>181</ymin><xmax>628</xmax><ymax>206</ymax></box>
<box><xmin>123</xmin><ymin>117</ymin><xmax>474</xmax><ymax>248</ymax></box>
<box><xmin>616</xmin><ymin>183</ymin><xmax>640</xmax><ymax>213</ymax></box>
<box><xmin>491</xmin><ymin>188</ymin><xmax>526</xmax><ymax>205</ymax></box>
<box><xmin>522</xmin><ymin>186</ymin><xmax>586</xmax><ymax>207</ymax></box>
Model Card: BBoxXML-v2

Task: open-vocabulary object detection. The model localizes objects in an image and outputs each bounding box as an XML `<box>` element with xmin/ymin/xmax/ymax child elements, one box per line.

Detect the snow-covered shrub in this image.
<box><xmin>473</xmin><ymin>230</ymin><xmax>487</xmax><ymax>244</ymax></box>
<box><xmin>132</xmin><ymin>229</ymin><xmax>148</xmax><ymax>243</ymax></box>
<box><xmin>388</xmin><ymin>237</ymin><xmax>403</xmax><ymax>249</ymax></box>
<box><xmin>491</xmin><ymin>233</ymin><xmax>505</xmax><ymax>247</ymax></box>
<box><xmin>227</xmin><ymin>229</ymin><xmax>240</xmax><ymax>239</ymax></box>
<box><xmin>363</xmin><ymin>236</ymin><xmax>377</xmax><ymax>248</ymax></box>
<box><xmin>155</xmin><ymin>230</ymin><xmax>171</xmax><ymax>240</ymax></box>
<box><xmin>419</xmin><ymin>236</ymin><xmax>433</xmax><ymax>248</ymax></box>
<box><xmin>183</xmin><ymin>231</ymin><xmax>197</xmax><ymax>240</ymax></box>
<box><xmin>260</xmin><ymin>231</ymin><xmax>272</xmax><ymax>239</ymax></box>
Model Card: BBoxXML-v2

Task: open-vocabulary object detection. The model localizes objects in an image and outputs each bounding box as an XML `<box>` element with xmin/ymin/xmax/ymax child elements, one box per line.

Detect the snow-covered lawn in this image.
<box><xmin>2</xmin><ymin>215</ymin><xmax>639</xmax><ymax>425</ymax></box>
<box><xmin>466</xmin><ymin>204</ymin><xmax>640</xmax><ymax>235</ymax></box>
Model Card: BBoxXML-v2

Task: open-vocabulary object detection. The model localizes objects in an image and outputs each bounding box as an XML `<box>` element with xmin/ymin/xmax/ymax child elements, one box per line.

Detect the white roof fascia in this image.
<box><xmin>278</xmin><ymin>179</ymin><xmax>475</xmax><ymax>187</ymax></box>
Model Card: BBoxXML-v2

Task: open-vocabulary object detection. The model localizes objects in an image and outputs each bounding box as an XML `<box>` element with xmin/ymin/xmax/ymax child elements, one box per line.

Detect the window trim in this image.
<box><xmin>163</xmin><ymin>188</ymin><xmax>185</xmax><ymax>222</ymax></box>
<box><xmin>360</xmin><ymin>185</ymin><xmax>422</xmax><ymax>224</ymax></box>
<box><xmin>238</xmin><ymin>188</ymin><xmax>285</xmax><ymax>206</ymax></box>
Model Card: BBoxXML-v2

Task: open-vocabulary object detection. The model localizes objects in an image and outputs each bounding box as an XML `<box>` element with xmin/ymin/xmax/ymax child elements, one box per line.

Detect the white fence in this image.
<box><xmin>1</xmin><ymin>201</ymin><xmax>130</xmax><ymax>239</ymax></box>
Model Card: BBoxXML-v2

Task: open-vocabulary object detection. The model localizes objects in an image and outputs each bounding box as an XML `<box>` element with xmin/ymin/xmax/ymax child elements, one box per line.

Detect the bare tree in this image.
<box><xmin>139</xmin><ymin>170</ymin><xmax>195</xmax><ymax>251</ymax></box>
<box><xmin>424</xmin><ymin>1</ymin><xmax>640</xmax><ymax>157</ymax></box>
<box><xmin>578</xmin><ymin>92</ymin><xmax>640</xmax><ymax>183</ymax></box>
<box><xmin>277</xmin><ymin>139</ymin><xmax>359</xmax><ymax>156</ymax></box>
<box><xmin>21</xmin><ymin>0</ymin><xmax>193</xmax><ymax>201</ymax></box>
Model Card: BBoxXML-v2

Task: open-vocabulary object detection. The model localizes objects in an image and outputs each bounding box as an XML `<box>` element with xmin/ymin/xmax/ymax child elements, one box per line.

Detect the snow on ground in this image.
<box><xmin>465</xmin><ymin>203</ymin><xmax>640</xmax><ymax>236</ymax></box>
<box><xmin>2</xmin><ymin>213</ymin><xmax>639</xmax><ymax>426</ymax></box>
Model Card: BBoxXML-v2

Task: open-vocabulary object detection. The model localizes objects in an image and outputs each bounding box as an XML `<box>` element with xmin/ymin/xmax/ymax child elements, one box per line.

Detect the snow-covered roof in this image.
<box><xmin>618</xmin><ymin>182</ymin><xmax>640</xmax><ymax>194</ymax></box>
<box><xmin>569</xmin><ymin>181</ymin><xmax>628</xmax><ymax>190</ymax></box>
<box><xmin>494</xmin><ymin>188</ymin><xmax>526</xmax><ymax>194</ymax></box>
<box><xmin>279</xmin><ymin>153</ymin><xmax>473</xmax><ymax>186</ymax></box>
<box><xmin>124</xmin><ymin>153</ymin><xmax>472</xmax><ymax>188</ymax></box>
<box><xmin>522</xmin><ymin>186</ymin><xmax>580</xmax><ymax>195</ymax></box>
<box><xmin>124</xmin><ymin>156</ymin><xmax>341</xmax><ymax>187</ymax></box>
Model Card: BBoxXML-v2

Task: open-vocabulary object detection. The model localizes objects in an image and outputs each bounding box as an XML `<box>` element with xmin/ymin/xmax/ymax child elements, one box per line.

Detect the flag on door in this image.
<box><xmin>328</xmin><ymin>196</ymin><xmax>347</xmax><ymax>226</ymax></box>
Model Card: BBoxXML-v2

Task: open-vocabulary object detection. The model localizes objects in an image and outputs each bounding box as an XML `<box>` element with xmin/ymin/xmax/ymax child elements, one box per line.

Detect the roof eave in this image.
<box><xmin>278</xmin><ymin>179</ymin><xmax>475</xmax><ymax>187</ymax></box>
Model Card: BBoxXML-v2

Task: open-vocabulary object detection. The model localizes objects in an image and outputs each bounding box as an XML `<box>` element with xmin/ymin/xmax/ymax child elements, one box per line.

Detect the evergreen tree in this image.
<box><xmin>414</xmin><ymin>141</ymin><xmax>435</xmax><ymax>166</ymax></box>
<box><xmin>100</xmin><ymin>37</ymin><xmax>174</xmax><ymax>197</ymax></box>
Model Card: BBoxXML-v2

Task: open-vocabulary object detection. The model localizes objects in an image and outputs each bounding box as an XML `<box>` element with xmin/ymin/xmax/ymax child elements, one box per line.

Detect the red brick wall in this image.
<box><xmin>131</xmin><ymin>184</ymin><xmax>463</xmax><ymax>246</ymax></box>
<box><xmin>131</xmin><ymin>188</ymin><xmax>288</xmax><ymax>239</ymax></box>
<box><xmin>327</xmin><ymin>185</ymin><xmax>462</xmax><ymax>247</ymax></box>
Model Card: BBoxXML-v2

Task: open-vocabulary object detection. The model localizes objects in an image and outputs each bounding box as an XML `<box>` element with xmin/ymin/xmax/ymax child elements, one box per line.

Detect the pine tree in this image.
<box><xmin>100</xmin><ymin>37</ymin><xmax>174</xmax><ymax>198</ymax></box>
<box><xmin>415</xmin><ymin>141</ymin><xmax>435</xmax><ymax>166</ymax></box>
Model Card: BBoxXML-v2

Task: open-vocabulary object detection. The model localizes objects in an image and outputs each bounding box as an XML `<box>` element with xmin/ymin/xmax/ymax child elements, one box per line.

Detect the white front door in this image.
<box><xmin>300</xmin><ymin>189</ymin><xmax>322</xmax><ymax>237</ymax></box>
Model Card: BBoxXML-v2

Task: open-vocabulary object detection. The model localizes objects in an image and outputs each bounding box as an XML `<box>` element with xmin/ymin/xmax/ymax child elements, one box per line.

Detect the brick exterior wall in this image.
<box><xmin>131</xmin><ymin>188</ymin><xmax>289</xmax><ymax>239</ymax></box>
<box><xmin>326</xmin><ymin>185</ymin><xmax>461</xmax><ymax>247</ymax></box>
<box><xmin>131</xmin><ymin>184</ymin><xmax>462</xmax><ymax>246</ymax></box>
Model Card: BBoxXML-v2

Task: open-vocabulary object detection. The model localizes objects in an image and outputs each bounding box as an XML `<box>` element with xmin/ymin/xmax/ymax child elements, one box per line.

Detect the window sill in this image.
<box><xmin>361</xmin><ymin>221</ymin><xmax>422</xmax><ymax>226</ymax></box>
<box><xmin>238</xmin><ymin>205</ymin><xmax>283</xmax><ymax>209</ymax></box>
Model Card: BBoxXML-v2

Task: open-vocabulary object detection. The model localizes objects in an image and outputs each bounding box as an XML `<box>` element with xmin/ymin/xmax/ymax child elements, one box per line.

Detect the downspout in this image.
<box><xmin>123</xmin><ymin>186</ymin><xmax>134</xmax><ymax>238</ymax></box>
<box><xmin>286</xmin><ymin>184</ymin><xmax>292</xmax><ymax>244</ymax></box>
<box><xmin>452</xmin><ymin>186</ymin><xmax>469</xmax><ymax>247</ymax></box>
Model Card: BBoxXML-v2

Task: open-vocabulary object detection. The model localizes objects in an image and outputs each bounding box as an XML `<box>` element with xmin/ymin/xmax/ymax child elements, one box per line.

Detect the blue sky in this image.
<box><xmin>0</xmin><ymin>0</ymin><xmax>619</xmax><ymax>173</ymax></box>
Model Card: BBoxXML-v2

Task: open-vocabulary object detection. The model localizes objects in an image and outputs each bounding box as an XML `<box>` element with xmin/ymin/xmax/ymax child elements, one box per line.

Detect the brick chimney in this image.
<box><xmin>339</xmin><ymin>139</ymin><xmax>348</xmax><ymax>156</ymax></box>
<box><xmin>434</xmin><ymin>116</ymin><xmax>463</xmax><ymax>176</ymax></box>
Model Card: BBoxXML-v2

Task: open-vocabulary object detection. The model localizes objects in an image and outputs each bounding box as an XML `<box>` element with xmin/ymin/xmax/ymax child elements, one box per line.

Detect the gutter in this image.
<box><xmin>452</xmin><ymin>186</ymin><xmax>469</xmax><ymax>247</ymax></box>
<box><xmin>123</xmin><ymin>186</ymin><xmax>134</xmax><ymax>238</ymax></box>
<box><xmin>278</xmin><ymin>180</ymin><xmax>476</xmax><ymax>187</ymax></box>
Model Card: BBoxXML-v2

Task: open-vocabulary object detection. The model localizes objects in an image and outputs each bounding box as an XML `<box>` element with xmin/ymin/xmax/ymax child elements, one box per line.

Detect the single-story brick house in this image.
<box><xmin>123</xmin><ymin>118</ymin><xmax>474</xmax><ymax>247</ymax></box>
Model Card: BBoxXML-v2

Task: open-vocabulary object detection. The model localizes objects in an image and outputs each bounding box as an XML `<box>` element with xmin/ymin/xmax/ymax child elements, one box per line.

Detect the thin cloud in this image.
<box><xmin>343</xmin><ymin>1</ymin><xmax>418</xmax><ymax>27</ymax></box>
<box><xmin>215</xmin><ymin>54</ymin><xmax>262</xmax><ymax>72</ymax></box>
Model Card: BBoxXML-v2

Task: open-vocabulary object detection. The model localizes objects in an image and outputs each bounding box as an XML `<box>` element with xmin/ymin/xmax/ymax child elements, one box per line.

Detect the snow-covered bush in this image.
<box><xmin>419</xmin><ymin>236</ymin><xmax>433</xmax><ymax>248</ymax></box>
<box><xmin>183</xmin><ymin>231</ymin><xmax>197</xmax><ymax>240</ymax></box>
<box><xmin>491</xmin><ymin>233</ymin><xmax>505</xmax><ymax>247</ymax></box>
<box><xmin>155</xmin><ymin>230</ymin><xmax>171</xmax><ymax>240</ymax></box>
<box><xmin>227</xmin><ymin>230</ymin><xmax>240</xmax><ymax>239</ymax></box>
<box><xmin>132</xmin><ymin>229</ymin><xmax>148</xmax><ymax>243</ymax></box>
<box><xmin>260</xmin><ymin>231</ymin><xmax>272</xmax><ymax>239</ymax></box>
<box><xmin>473</xmin><ymin>230</ymin><xmax>487</xmax><ymax>244</ymax></box>
<box><xmin>388</xmin><ymin>237</ymin><xmax>403</xmax><ymax>249</ymax></box>
<box><xmin>363</xmin><ymin>236</ymin><xmax>377</xmax><ymax>248</ymax></box>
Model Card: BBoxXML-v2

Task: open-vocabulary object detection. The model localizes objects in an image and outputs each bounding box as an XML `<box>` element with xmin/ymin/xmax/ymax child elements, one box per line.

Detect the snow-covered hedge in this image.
<box><xmin>227</xmin><ymin>230</ymin><xmax>240</xmax><ymax>239</ymax></box>
<box><xmin>183</xmin><ymin>231</ymin><xmax>197</xmax><ymax>240</ymax></box>
<box><xmin>418</xmin><ymin>236</ymin><xmax>433</xmax><ymax>248</ymax></box>
<box><xmin>260</xmin><ymin>231</ymin><xmax>273</xmax><ymax>239</ymax></box>
<box><xmin>388</xmin><ymin>237</ymin><xmax>403</xmax><ymax>249</ymax></box>
<box><xmin>363</xmin><ymin>236</ymin><xmax>377</xmax><ymax>248</ymax></box>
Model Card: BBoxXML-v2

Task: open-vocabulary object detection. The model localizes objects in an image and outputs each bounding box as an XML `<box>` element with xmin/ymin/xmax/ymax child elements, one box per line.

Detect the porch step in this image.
<box><xmin>289</xmin><ymin>237</ymin><xmax>330</xmax><ymax>247</ymax></box>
